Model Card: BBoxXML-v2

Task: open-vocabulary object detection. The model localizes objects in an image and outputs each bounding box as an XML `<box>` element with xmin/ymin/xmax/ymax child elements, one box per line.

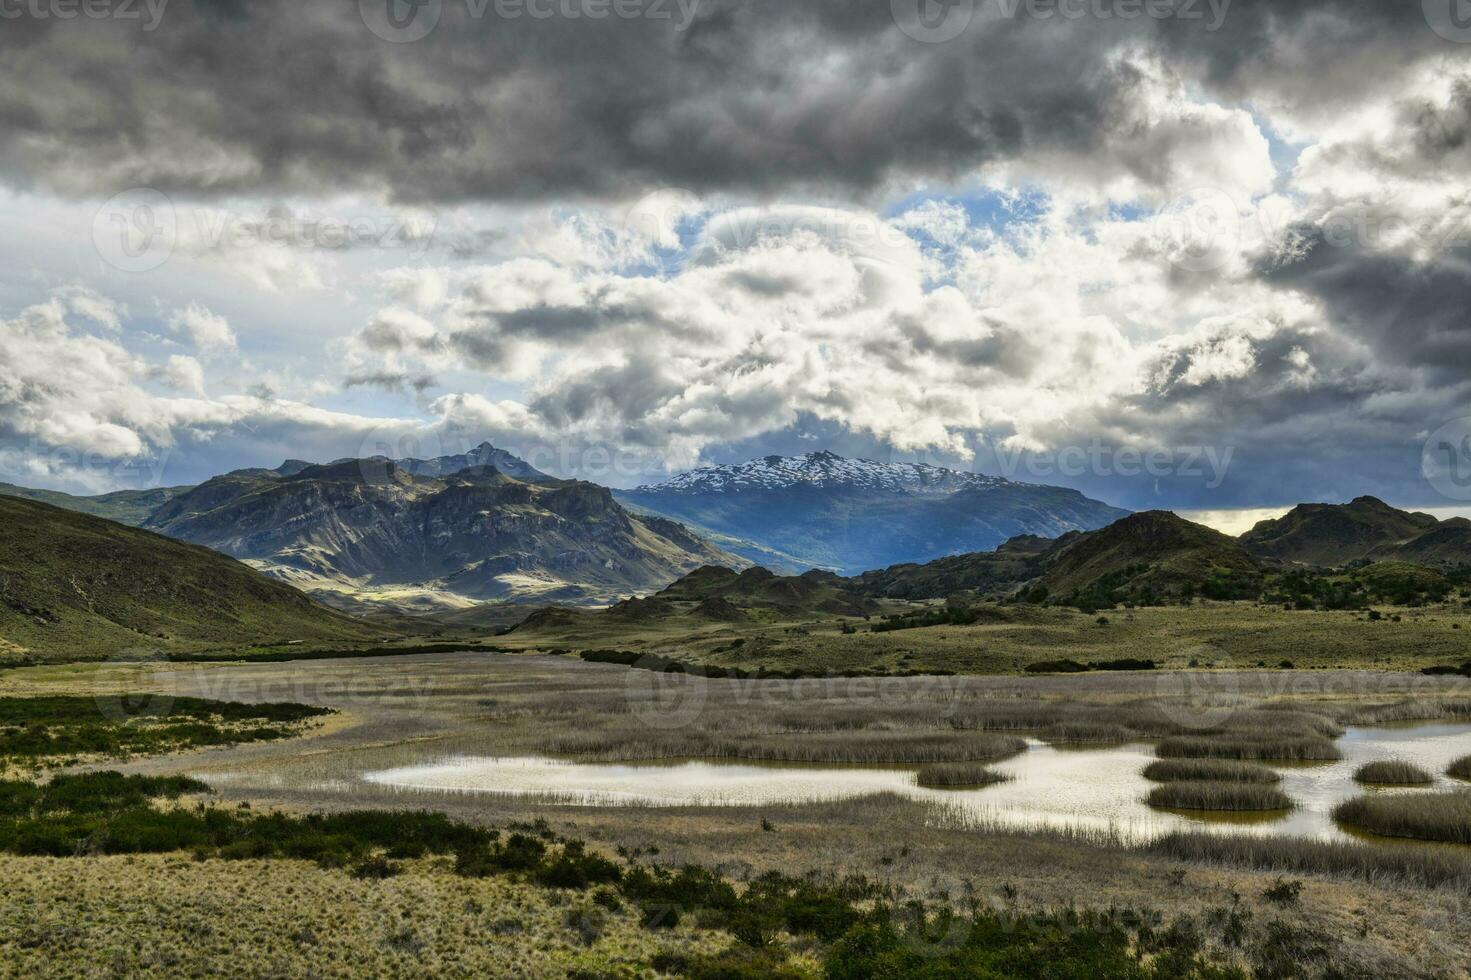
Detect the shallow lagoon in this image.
<box><xmin>354</xmin><ymin>722</ymin><xmax>1471</xmax><ymax>844</ymax></box>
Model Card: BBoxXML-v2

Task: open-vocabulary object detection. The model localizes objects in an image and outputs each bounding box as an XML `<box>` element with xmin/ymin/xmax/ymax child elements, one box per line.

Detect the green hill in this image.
<box><xmin>0</xmin><ymin>483</ymin><xmax>192</xmax><ymax>527</ymax></box>
<box><xmin>1033</xmin><ymin>511</ymin><xmax>1263</xmax><ymax>606</ymax></box>
<box><xmin>845</xmin><ymin>534</ymin><xmax>1059</xmax><ymax>599</ymax></box>
<box><xmin>0</xmin><ymin>496</ymin><xmax>378</xmax><ymax>662</ymax></box>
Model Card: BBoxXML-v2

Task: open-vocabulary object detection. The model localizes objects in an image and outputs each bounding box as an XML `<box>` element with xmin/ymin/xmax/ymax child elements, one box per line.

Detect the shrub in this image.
<box><xmin>1024</xmin><ymin>659</ymin><xmax>1089</xmax><ymax>674</ymax></box>
<box><xmin>350</xmin><ymin>856</ymin><xmax>401</xmax><ymax>879</ymax></box>
<box><xmin>1262</xmin><ymin>877</ymin><xmax>1303</xmax><ymax>905</ymax></box>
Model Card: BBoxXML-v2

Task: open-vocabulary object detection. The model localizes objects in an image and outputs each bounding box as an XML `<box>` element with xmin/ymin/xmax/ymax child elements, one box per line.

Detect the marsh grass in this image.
<box><xmin>540</xmin><ymin>731</ymin><xmax>1029</xmax><ymax>765</ymax></box>
<box><xmin>1447</xmin><ymin>756</ymin><xmax>1471</xmax><ymax>781</ymax></box>
<box><xmin>1041</xmin><ymin>722</ymin><xmax>1136</xmax><ymax>744</ymax></box>
<box><xmin>1145</xmin><ymin>782</ymin><xmax>1293</xmax><ymax>812</ymax></box>
<box><xmin>1353</xmin><ymin>760</ymin><xmax>1434</xmax><ymax>786</ymax></box>
<box><xmin>1155</xmin><ymin>734</ymin><xmax>1341</xmax><ymax>762</ymax></box>
<box><xmin>1150</xmin><ymin>831</ymin><xmax>1471</xmax><ymax>890</ymax></box>
<box><xmin>913</xmin><ymin>764</ymin><xmax>1011</xmax><ymax>789</ymax></box>
<box><xmin>1334</xmin><ymin>793</ymin><xmax>1471</xmax><ymax>845</ymax></box>
<box><xmin>1141</xmin><ymin>760</ymin><xmax>1280</xmax><ymax>785</ymax></box>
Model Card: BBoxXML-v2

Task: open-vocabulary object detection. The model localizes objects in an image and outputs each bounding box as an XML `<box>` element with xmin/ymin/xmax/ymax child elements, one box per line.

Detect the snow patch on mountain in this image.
<box><xmin>635</xmin><ymin>451</ymin><xmax>1013</xmax><ymax>496</ymax></box>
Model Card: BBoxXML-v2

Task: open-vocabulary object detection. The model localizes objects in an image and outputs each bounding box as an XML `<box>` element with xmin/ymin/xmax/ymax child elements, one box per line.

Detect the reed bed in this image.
<box><xmin>1145</xmin><ymin>781</ymin><xmax>1294</xmax><ymax>812</ymax></box>
<box><xmin>1331</xmin><ymin>698</ymin><xmax>1471</xmax><ymax>727</ymax></box>
<box><xmin>913</xmin><ymin>763</ymin><xmax>1012</xmax><ymax>789</ymax></box>
<box><xmin>1449</xmin><ymin>756</ymin><xmax>1471</xmax><ymax>781</ymax></box>
<box><xmin>1154</xmin><ymin>734</ymin><xmax>1341</xmax><ymax>762</ymax></box>
<box><xmin>1353</xmin><ymin>760</ymin><xmax>1434</xmax><ymax>786</ymax></box>
<box><xmin>1148</xmin><ymin>831</ymin><xmax>1471</xmax><ymax>891</ymax></box>
<box><xmin>1140</xmin><ymin>759</ymin><xmax>1281</xmax><ymax>784</ymax></box>
<box><xmin>1040</xmin><ymin>721</ymin><xmax>1136</xmax><ymax>744</ymax></box>
<box><xmin>1334</xmin><ymin>792</ymin><xmax>1471</xmax><ymax>845</ymax></box>
<box><xmin>538</xmin><ymin>730</ymin><xmax>1030</xmax><ymax>765</ymax></box>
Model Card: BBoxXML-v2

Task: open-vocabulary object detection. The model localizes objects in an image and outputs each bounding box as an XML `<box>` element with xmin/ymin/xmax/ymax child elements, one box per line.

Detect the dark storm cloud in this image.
<box><xmin>1256</xmin><ymin>228</ymin><xmax>1471</xmax><ymax>381</ymax></box>
<box><xmin>0</xmin><ymin>0</ymin><xmax>1447</xmax><ymax>204</ymax></box>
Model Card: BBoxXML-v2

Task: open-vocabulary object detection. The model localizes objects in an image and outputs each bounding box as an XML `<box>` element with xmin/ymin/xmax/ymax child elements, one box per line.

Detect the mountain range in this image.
<box><xmin>6</xmin><ymin>444</ymin><xmax>1466</xmax><ymax>620</ymax></box>
<box><xmin>141</xmin><ymin>451</ymin><xmax>739</xmax><ymax>608</ymax></box>
<box><xmin>569</xmin><ymin>496</ymin><xmax>1470</xmax><ymax>628</ymax></box>
<box><xmin>616</xmin><ymin>451</ymin><xmax>1129</xmax><ymax>574</ymax></box>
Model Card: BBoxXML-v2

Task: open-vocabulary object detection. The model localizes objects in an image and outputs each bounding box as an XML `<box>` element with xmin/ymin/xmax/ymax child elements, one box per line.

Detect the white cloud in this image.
<box><xmin>159</xmin><ymin>355</ymin><xmax>207</xmax><ymax>396</ymax></box>
<box><xmin>168</xmin><ymin>303</ymin><xmax>238</xmax><ymax>352</ymax></box>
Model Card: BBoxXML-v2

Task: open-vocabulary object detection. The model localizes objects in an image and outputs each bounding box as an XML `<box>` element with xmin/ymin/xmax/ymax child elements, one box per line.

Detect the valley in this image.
<box><xmin>4</xmin><ymin>654</ymin><xmax>1471</xmax><ymax>976</ymax></box>
<box><xmin>5</xmin><ymin>454</ymin><xmax>1471</xmax><ymax>977</ymax></box>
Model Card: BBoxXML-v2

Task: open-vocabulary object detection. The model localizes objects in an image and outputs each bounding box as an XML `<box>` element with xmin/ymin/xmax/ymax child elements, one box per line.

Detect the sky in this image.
<box><xmin>1</xmin><ymin>0</ymin><xmax>1470</xmax><ymax>516</ymax></box>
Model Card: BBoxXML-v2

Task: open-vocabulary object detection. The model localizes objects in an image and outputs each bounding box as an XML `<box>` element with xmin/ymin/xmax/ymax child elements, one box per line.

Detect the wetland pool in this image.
<box><xmin>344</xmin><ymin>722</ymin><xmax>1471</xmax><ymax>845</ymax></box>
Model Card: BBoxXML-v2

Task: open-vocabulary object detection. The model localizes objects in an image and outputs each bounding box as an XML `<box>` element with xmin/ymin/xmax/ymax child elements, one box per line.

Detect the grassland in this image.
<box><xmin>500</xmin><ymin>597</ymin><xmax>1471</xmax><ymax>676</ymax></box>
<box><xmin>4</xmin><ymin>656</ymin><xmax>1471</xmax><ymax>974</ymax></box>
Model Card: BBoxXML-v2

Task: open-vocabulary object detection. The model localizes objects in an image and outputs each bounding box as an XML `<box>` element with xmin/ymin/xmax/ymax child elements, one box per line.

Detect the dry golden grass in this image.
<box><xmin>0</xmin><ymin>854</ymin><xmax>734</xmax><ymax>979</ymax></box>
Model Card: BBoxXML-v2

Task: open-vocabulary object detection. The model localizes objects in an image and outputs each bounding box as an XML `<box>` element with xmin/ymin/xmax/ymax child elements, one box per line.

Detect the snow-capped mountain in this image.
<box><xmin>617</xmin><ymin>451</ymin><xmax>1128</xmax><ymax>575</ymax></box>
<box><xmin>633</xmin><ymin>451</ymin><xmax>1011</xmax><ymax>496</ymax></box>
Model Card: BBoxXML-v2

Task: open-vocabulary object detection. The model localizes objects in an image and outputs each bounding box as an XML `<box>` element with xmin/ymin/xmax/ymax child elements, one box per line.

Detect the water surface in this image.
<box><xmin>358</xmin><ymin>723</ymin><xmax>1471</xmax><ymax>844</ymax></box>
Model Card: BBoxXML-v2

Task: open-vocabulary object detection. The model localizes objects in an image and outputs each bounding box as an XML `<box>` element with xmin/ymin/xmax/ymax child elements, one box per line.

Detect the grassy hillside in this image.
<box><xmin>500</xmin><ymin>597</ymin><xmax>1471</xmax><ymax>675</ymax></box>
<box><xmin>0</xmin><ymin>483</ymin><xmax>190</xmax><ymax>527</ymax></box>
<box><xmin>1033</xmin><ymin>511</ymin><xmax>1263</xmax><ymax>607</ymax></box>
<box><xmin>0</xmin><ymin>496</ymin><xmax>379</xmax><ymax>662</ymax></box>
